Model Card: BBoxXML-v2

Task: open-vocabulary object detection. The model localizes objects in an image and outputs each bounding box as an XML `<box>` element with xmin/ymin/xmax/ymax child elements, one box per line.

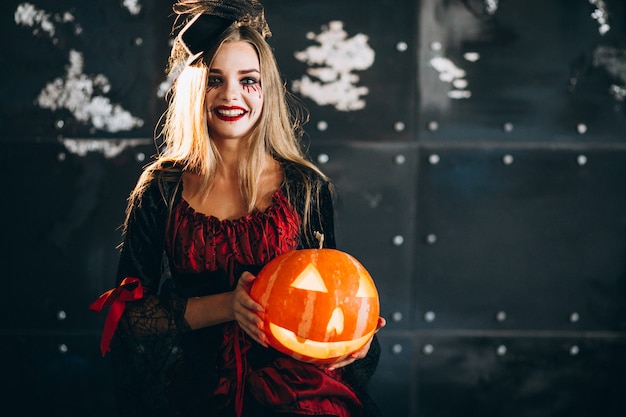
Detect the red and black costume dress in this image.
<box><xmin>100</xmin><ymin>162</ymin><xmax>380</xmax><ymax>417</ymax></box>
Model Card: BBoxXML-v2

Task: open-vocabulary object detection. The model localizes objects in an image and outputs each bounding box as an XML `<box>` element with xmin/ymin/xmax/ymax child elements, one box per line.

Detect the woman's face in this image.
<box><xmin>205</xmin><ymin>41</ymin><xmax>263</xmax><ymax>143</ymax></box>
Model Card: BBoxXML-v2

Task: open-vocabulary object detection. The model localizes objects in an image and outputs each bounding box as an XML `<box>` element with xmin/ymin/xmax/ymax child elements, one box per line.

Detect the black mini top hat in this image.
<box><xmin>174</xmin><ymin>0</ymin><xmax>271</xmax><ymax>65</ymax></box>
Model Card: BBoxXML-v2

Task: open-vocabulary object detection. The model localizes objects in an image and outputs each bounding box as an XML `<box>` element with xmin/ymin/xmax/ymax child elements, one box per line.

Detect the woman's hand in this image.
<box><xmin>232</xmin><ymin>271</ymin><xmax>268</xmax><ymax>347</ymax></box>
<box><xmin>327</xmin><ymin>316</ymin><xmax>386</xmax><ymax>371</ymax></box>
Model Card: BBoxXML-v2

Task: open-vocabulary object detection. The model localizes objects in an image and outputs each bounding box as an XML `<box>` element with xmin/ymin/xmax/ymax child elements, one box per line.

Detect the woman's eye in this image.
<box><xmin>207</xmin><ymin>76</ymin><xmax>222</xmax><ymax>86</ymax></box>
<box><xmin>241</xmin><ymin>77</ymin><xmax>259</xmax><ymax>85</ymax></box>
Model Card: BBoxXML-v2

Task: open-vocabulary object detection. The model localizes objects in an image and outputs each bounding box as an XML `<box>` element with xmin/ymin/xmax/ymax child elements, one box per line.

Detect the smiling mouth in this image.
<box><xmin>214</xmin><ymin>107</ymin><xmax>247</xmax><ymax>121</ymax></box>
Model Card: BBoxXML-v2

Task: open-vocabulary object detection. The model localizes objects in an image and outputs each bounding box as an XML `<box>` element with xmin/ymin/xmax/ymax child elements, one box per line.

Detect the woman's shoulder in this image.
<box><xmin>281</xmin><ymin>159</ymin><xmax>328</xmax><ymax>186</ymax></box>
<box><xmin>133</xmin><ymin>161</ymin><xmax>184</xmax><ymax>207</ymax></box>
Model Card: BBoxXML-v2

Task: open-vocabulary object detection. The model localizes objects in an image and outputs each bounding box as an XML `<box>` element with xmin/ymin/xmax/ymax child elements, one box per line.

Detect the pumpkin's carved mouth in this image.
<box><xmin>268</xmin><ymin>322</ymin><xmax>376</xmax><ymax>361</ymax></box>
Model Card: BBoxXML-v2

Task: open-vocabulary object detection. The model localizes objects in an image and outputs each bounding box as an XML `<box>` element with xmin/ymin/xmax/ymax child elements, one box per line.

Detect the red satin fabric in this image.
<box><xmin>89</xmin><ymin>277</ymin><xmax>143</xmax><ymax>356</ymax></box>
<box><xmin>214</xmin><ymin>323</ymin><xmax>362</xmax><ymax>417</ymax></box>
<box><xmin>168</xmin><ymin>190</ymin><xmax>306</xmax><ymax>415</ymax></box>
<box><xmin>248</xmin><ymin>357</ymin><xmax>362</xmax><ymax>415</ymax></box>
<box><xmin>213</xmin><ymin>323</ymin><xmax>252</xmax><ymax>416</ymax></box>
<box><xmin>167</xmin><ymin>189</ymin><xmax>362</xmax><ymax>416</ymax></box>
<box><xmin>167</xmin><ymin>189</ymin><xmax>301</xmax><ymax>277</ymax></box>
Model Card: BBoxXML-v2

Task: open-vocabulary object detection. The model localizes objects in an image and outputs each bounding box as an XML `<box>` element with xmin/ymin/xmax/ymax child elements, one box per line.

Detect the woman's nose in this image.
<box><xmin>221</xmin><ymin>80</ymin><xmax>240</xmax><ymax>100</ymax></box>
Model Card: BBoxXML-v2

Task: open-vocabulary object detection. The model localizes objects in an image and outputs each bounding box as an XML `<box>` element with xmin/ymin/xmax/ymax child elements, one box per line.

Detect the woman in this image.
<box><xmin>91</xmin><ymin>1</ymin><xmax>383</xmax><ymax>416</ymax></box>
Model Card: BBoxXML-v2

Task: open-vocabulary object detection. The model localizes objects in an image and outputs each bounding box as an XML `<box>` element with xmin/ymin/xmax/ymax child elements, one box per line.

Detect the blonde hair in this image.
<box><xmin>125</xmin><ymin>24</ymin><xmax>327</xmax><ymax>232</ymax></box>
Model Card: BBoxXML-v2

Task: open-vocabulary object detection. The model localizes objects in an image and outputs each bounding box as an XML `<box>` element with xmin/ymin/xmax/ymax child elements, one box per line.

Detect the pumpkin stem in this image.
<box><xmin>314</xmin><ymin>231</ymin><xmax>324</xmax><ymax>249</ymax></box>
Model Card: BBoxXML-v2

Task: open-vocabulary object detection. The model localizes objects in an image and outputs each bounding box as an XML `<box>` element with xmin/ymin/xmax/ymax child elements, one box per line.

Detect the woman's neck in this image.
<box><xmin>214</xmin><ymin>139</ymin><xmax>245</xmax><ymax>178</ymax></box>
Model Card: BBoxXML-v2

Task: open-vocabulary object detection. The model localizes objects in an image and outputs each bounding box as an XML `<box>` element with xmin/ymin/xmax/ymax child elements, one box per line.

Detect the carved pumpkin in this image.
<box><xmin>250</xmin><ymin>245</ymin><xmax>379</xmax><ymax>364</ymax></box>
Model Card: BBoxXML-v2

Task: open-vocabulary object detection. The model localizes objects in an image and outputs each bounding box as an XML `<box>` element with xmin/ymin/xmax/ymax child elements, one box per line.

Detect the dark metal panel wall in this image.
<box><xmin>1</xmin><ymin>0</ymin><xmax>172</xmax><ymax>140</ymax></box>
<box><xmin>415</xmin><ymin>336</ymin><xmax>626</xmax><ymax>417</ymax></box>
<box><xmin>2</xmin><ymin>1</ymin><xmax>626</xmax><ymax>417</ymax></box>
<box><xmin>311</xmin><ymin>143</ymin><xmax>418</xmax><ymax>415</ymax></box>
<box><xmin>415</xmin><ymin>146</ymin><xmax>626</xmax><ymax>331</ymax></box>
<box><xmin>406</xmin><ymin>0</ymin><xmax>626</xmax><ymax>416</ymax></box>
<box><xmin>266</xmin><ymin>0</ymin><xmax>417</xmax><ymax>143</ymax></box>
<box><xmin>418</xmin><ymin>0</ymin><xmax>626</xmax><ymax>143</ymax></box>
<box><xmin>1</xmin><ymin>140</ymin><xmax>150</xmax><ymax>416</ymax></box>
<box><xmin>411</xmin><ymin>146</ymin><xmax>626</xmax><ymax>416</ymax></box>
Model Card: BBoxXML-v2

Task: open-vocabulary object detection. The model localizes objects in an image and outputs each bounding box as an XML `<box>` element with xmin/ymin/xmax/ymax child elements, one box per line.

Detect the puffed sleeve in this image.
<box><xmin>114</xmin><ymin>174</ymin><xmax>190</xmax><ymax>338</ymax></box>
<box><xmin>108</xmin><ymin>173</ymin><xmax>191</xmax><ymax>416</ymax></box>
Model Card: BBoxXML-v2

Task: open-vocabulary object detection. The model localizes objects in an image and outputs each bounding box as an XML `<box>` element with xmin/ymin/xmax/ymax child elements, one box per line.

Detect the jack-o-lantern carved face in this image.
<box><xmin>250</xmin><ymin>248</ymin><xmax>380</xmax><ymax>364</ymax></box>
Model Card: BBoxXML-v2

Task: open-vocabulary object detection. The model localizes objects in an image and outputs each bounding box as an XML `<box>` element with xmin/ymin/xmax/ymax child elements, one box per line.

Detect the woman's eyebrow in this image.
<box><xmin>209</xmin><ymin>68</ymin><xmax>260</xmax><ymax>74</ymax></box>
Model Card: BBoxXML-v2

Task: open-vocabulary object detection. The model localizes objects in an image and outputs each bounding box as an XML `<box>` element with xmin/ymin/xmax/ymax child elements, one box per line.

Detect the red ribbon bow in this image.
<box><xmin>89</xmin><ymin>277</ymin><xmax>143</xmax><ymax>356</ymax></box>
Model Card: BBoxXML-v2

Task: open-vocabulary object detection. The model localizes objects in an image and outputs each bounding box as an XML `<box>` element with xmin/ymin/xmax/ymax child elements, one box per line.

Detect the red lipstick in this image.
<box><xmin>213</xmin><ymin>106</ymin><xmax>247</xmax><ymax>122</ymax></box>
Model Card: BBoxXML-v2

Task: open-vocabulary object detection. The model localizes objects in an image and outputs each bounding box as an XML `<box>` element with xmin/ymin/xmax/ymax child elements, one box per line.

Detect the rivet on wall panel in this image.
<box><xmin>136</xmin><ymin>152</ymin><xmax>146</xmax><ymax>162</ymax></box>
<box><xmin>57</xmin><ymin>310</ymin><xmax>67</xmax><ymax>320</ymax></box>
<box><xmin>502</xmin><ymin>122</ymin><xmax>514</xmax><ymax>133</ymax></box>
<box><xmin>392</xmin><ymin>235</ymin><xmax>404</xmax><ymax>246</ymax></box>
<box><xmin>576</xmin><ymin>123</ymin><xmax>588</xmax><ymax>135</ymax></box>
<box><xmin>496</xmin><ymin>345</ymin><xmax>507</xmax><ymax>356</ymax></box>
<box><xmin>56</xmin><ymin>120</ymin><xmax>65</xmax><ymax>129</ymax></box>
<box><xmin>423</xmin><ymin>344</ymin><xmax>434</xmax><ymax>355</ymax></box>
<box><xmin>317</xmin><ymin>153</ymin><xmax>329</xmax><ymax>164</ymax></box>
<box><xmin>58</xmin><ymin>344</ymin><xmax>68</xmax><ymax>354</ymax></box>
<box><xmin>391</xmin><ymin>344</ymin><xmax>404</xmax><ymax>355</ymax></box>
<box><xmin>577</xmin><ymin>155</ymin><xmax>588</xmax><ymax>166</ymax></box>
<box><xmin>495</xmin><ymin>311</ymin><xmax>507</xmax><ymax>322</ymax></box>
<box><xmin>502</xmin><ymin>154</ymin><xmax>514</xmax><ymax>165</ymax></box>
<box><xmin>57</xmin><ymin>152</ymin><xmax>66</xmax><ymax>162</ymax></box>
<box><xmin>134</xmin><ymin>37</ymin><xmax>143</xmax><ymax>46</ymax></box>
<box><xmin>394</xmin><ymin>154</ymin><xmax>406</xmax><ymax>165</ymax></box>
<box><xmin>392</xmin><ymin>311</ymin><xmax>403</xmax><ymax>322</ymax></box>
<box><xmin>425</xmin><ymin>233</ymin><xmax>437</xmax><ymax>244</ymax></box>
<box><xmin>394</xmin><ymin>121</ymin><xmax>406</xmax><ymax>132</ymax></box>
<box><xmin>317</xmin><ymin>120</ymin><xmax>328</xmax><ymax>131</ymax></box>
<box><xmin>569</xmin><ymin>312</ymin><xmax>580</xmax><ymax>323</ymax></box>
<box><xmin>569</xmin><ymin>345</ymin><xmax>580</xmax><ymax>356</ymax></box>
<box><xmin>396</xmin><ymin>41</ymin><xmax>408</xmax><ymax>52</ymax></box>
<box><xmin>427</xmin><ymin>121</ymin><xmax>439</xmax><ymax>131</ymax></box>
<box><xmin>430</xmin><ymin>41</ymin><xmax>442</xmax><ymax>51</ymax></box>
<box><xmin>424</xmin><ymin>311</ymin><xmax>436</xmax><ymax>322</ymax></box>
<box><xmin>428</xmin><ymin>154</ymin><xmax>440</xmax><ymax>165</ymax></box>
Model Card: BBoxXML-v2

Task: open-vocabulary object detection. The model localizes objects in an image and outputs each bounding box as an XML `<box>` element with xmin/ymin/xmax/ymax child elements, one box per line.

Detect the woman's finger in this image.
<box><xmin>238</xmin><ymin>271</ymin><xmax>256</xmax><ymax>291</ymax></box>
<box><xmin>376</xmin><ymin>316</ymin><xmax>386</xmax><ymax>331</ymax></box>
<box><xmin>236</xmin><ymin>272</ymin><xmax>265</xmax><ymax>312</ymax></box>
<box><xmin>327</xmin><ymin>318</ymin><xmax>386</xmax><ymax>370</ymax></box>
<box><xmin>233</xmin><ymin>272</ymin><xmax>268</xmax><ymax>346</ymax></box>
<box><xmin>234</xmin><ymin>309</ymin><xmax>268</xmax><ymax>347</ymax></box>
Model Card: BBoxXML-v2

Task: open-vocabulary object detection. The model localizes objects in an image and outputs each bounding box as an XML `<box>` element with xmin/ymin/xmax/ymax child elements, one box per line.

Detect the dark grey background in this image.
<box><xmin>1</xmin><ymin>0</ymin><xmax>626</xmax><ymax>416</ymax></box>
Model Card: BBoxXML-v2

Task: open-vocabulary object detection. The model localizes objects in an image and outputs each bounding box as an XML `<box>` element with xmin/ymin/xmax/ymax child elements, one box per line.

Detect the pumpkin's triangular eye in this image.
<box><xmin>356</xmin><ymin>271</ymin><xmax>376</xmax><ymax>298</ymax></box>
<box><xmin>291</xmin><ymin>264</ymin><xmax>328</xmax><ymax>292</ymax></box>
